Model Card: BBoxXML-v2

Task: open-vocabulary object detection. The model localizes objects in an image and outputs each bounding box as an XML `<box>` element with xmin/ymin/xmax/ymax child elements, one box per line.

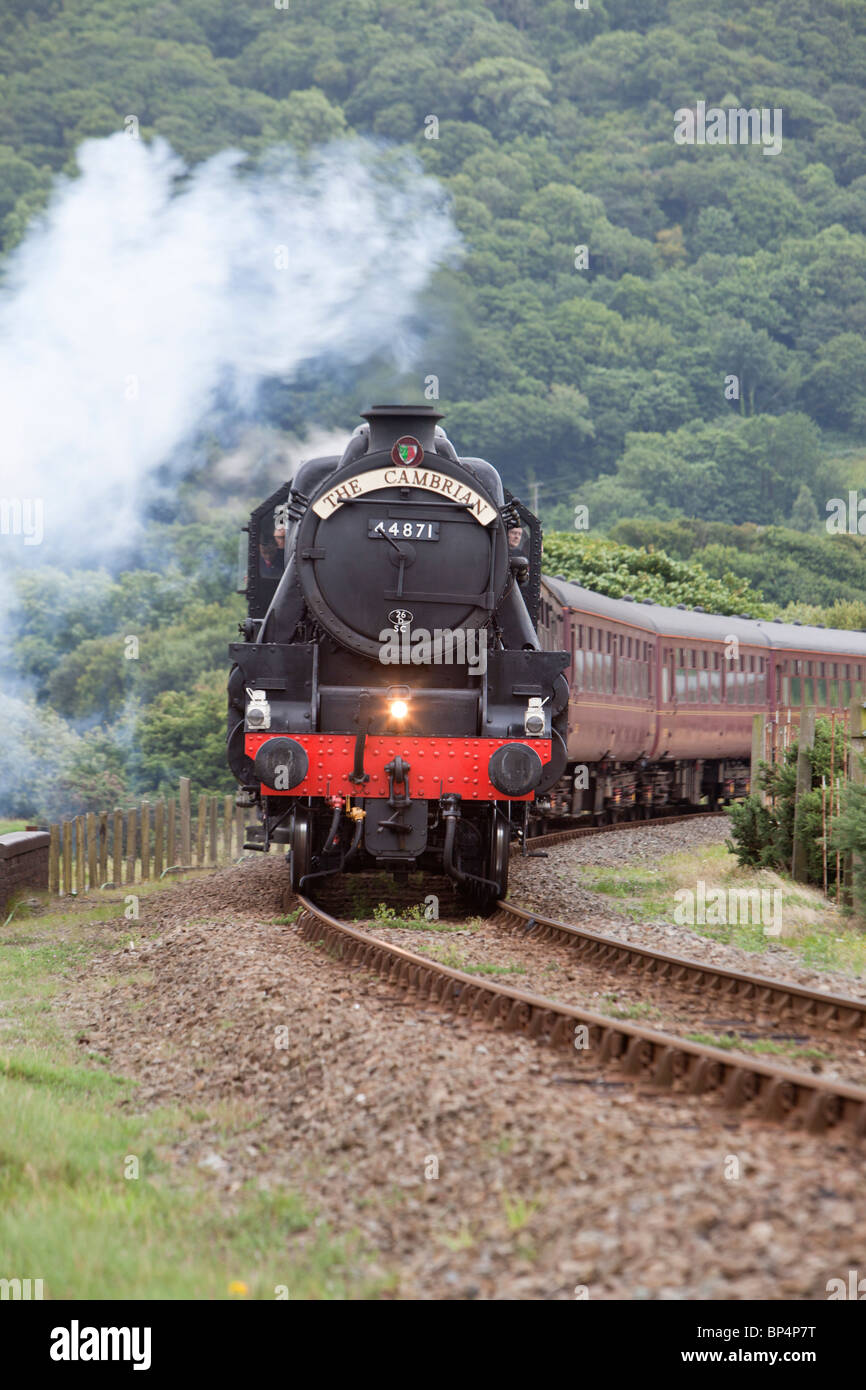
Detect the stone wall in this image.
<box><xmin>0</xmin><ymin>832</ymin><xmax>49</xmax><ymax>915</ymax></box>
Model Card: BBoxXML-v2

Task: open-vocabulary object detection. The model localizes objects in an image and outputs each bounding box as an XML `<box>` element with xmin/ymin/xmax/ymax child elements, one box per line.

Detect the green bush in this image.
<box><xmin>727</xmin><ymin>719</ymin><xmax>850</xmax><ymax>896</ymax></box>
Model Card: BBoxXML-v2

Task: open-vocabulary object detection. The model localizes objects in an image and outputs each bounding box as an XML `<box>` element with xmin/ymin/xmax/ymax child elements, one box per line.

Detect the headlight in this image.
<box><xmin>246</xmin><ymin>689</ymin><xmax>270</xmax><ymax>730</ymax></box>
<box><xmin>524</xmin><ymin>697</ymin><xmax>545</xmax><ymax>737</ymax></box>
<box><xmin>390</xmin><ymin>699</ymin><xmax>409</xmax><ymax>719</ymax></box>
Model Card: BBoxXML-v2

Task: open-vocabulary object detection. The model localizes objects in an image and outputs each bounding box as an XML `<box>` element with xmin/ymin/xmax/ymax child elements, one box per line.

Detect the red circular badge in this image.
<box><xmin>390</xmin><ymin>436</ymin><xmax>424</xmax><ymax>467</ymax></box>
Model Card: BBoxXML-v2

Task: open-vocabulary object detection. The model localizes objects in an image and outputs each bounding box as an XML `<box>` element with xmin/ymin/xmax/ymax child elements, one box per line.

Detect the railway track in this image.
<box><xmin>295</xmin><ymin>893</ymin><xmax>866</xmax><ymax>1140</ymax></box>
<box><xmin>490</xmin><ymin>901</ymin><xmax>866</xmax><ymax>1038</ymax></box>
<box><xmin>521</xmin><ymin>809</ymin><xmax>728</xmax><ymax>851</ymax></box>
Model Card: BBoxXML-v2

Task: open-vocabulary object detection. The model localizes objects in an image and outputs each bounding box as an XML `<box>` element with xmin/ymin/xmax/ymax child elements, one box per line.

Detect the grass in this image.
<box><xmin>372</xmin><ymin>901</ymin><xmax>430</xmax><ymax>926</ymax></box>
<box><xmin>578</xmin><ymin>843</ymin><xmax>866</xmax><ymax>978</ymax></box>
<box><xmin>0</xmin><ymin>1066</ymin><xmax>373</xmax><ymax>1298</ymax></box>
<box><xmin>0</xmin><ymin>819</ymin><xmax>30</xmax><ymax>835</ymax></box>
<box><xmin>599</xmin><ymin>994</ymin><xmax>660</xmax><ymax>1022</ymax></box>
<box><xmin>685</xmin><ymin>1031</ymin><xmax>830</xmax><ymax>1064</ymax></box>
<box><xmin>502</xmin><ymin>1193</ymin><xmax>540</xmax><ymax>1232</ymax></box>
<box><xmin>415</xmin><ymin>943</ymin><xmax>526</xmax><ymax>976</ymax></box>
<box><xmin>371</xmin><ymin>904</ymin><xmax>483</xmax><ymax>934</ymax></box>
<box><xmin>436</xmin><ymin>1223</ymin><xmax>474</xmax><ymax>1252</ymax></box>
<box><xmin>0</xmin><ymin>888</ymin><xmax>387</xmax><ymax>1299</ymax></box>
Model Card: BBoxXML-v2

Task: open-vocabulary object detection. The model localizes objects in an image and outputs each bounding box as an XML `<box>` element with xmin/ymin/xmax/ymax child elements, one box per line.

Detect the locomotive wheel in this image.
<box><xmin>489</xmin><ymin>816</ymin><xmax>510</xmax><ymax>901</ymax></box>
<box><xmin>290</xmin><ymin>807</ymin><xmax>312</xmax><ymax>893</ymax></box>
<box><xmin>463</xmin><ymin>816</ymin><xmax>509</xmax><ymax>918</ymax></box>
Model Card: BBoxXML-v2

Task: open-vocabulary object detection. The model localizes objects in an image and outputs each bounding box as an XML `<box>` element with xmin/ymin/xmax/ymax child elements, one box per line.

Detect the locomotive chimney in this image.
<box><xmin>361</xmin><ymin>403</ymin><xmax>443</xmax><ymax>454</ymax></box>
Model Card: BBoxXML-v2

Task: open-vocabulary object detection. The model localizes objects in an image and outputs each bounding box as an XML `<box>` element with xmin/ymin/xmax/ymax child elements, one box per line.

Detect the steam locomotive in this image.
<box><xmin>227</xmin><ymin>406</ymin><xmax>570</xmax><ymax>910</ymax></box>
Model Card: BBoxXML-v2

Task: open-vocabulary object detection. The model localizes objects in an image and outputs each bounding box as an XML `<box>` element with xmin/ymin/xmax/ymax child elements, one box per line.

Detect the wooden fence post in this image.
<box><xmin>235</xmin><ymin>805</ymin><xmax>244</xmax><ymax>857</ymax></box>
<box><xmin>49</xmin><ymin>824</ymin><xmax>60</xmax><ymax>895</ymax></box>
<box><xmin>846</xmin><ymin>702</ymin><xmax>866</xmax><ymax>904</ymax></box>
<box><xmin>62</xmin><ymin>821</ymin><xmax>72</xmax><ymax>896</ymax></box>
<box><xmin>751</xmin><ymin>713</ymin><xmax>767</xmax><ymax>804</ymax></box>
<box><xmin>126</xmin><ymin>808</ymin><xmax>137</xmax><ymax>885</ymax></box>
<box><xmin>792</xmin><ymin>707</ymin><xmax>817</xmax><ymax>881</ymax></box>
<box><xmin>167</xmin><ymin>799</ymin><xmax>176</xmax><ymax>868</ymax></box>
<box><xmin>98</xmin><ymin>812</ymin><xmax>108</xmax><ymax>886</ymax></box>
<box><xmin>86</xmin><ymin>812</ymin><xmax>97</xmax><ymax>890</ymax></box>
<box><xmin>141</xmin><ymin>802</ymin><xmax>150</xmax><ymax>881</ymax></box>
<box><xmin>75</xmin><ymin>816</ymin><xmax>86</xmax><ymax>894</ymax></box>
<box><xmin>208</xmin><ymin>796</ymin><xmax>218</xmax><ymax>865</ymax></box>
<box><xmin>179</xmin><ymin>778</ymin><xmax>191</xmax><ymax>866</ymax></box>
<box><xmin>223</xmin><ymin>795</ymin><xmax>233</xmax><ymax>862</ymax></box>
<box><xmin>113</xmin><ymin>810</ymin><xmax>123</xmax><ymax>888</ymax></box>
<box><xmin>153</xmin><ymin>801</ymin><xmax>164</xmax><ymax>879</ymax></box>
<box><xmin>195</xmin><ymin>795</ymin><xmax>206</xmax><ymax>865</ymax></box>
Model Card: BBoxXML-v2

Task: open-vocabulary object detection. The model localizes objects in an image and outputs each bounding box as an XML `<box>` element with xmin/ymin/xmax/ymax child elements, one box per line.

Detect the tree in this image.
<box><xmin>136</xmin><ymin>673</ymin><xmax>235</xmax><ymax>796</ymax></box>
<box><xmin>789</xmin><ymin>483</ymin><xmax>820</xmax><ymax>533</ymax></box>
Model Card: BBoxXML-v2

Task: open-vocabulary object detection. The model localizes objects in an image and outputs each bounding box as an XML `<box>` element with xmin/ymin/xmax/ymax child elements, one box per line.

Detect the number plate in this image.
<box><xmin>368</xmin><ymin>519</ymin><xmax>440</xmax><ymax>541</ymax></box>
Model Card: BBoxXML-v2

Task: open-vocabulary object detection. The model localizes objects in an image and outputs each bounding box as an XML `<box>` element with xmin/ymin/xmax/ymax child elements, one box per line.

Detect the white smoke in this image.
<box><xmin>0</xmin><ymin>133</ymin><xmax>459</xmax><ymax>815</ymax></box>
<box><xmin>0</xmin><ymin>133</ymin><xmax>459</xmax><ymax>562</ymax></box>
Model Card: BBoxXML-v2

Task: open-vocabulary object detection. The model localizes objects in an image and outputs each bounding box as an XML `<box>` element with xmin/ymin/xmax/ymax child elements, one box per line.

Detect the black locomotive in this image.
<box><xmin>227</xmin><ymin>406</ymin><xmax>569</xmax><ymax>910</ymax></box>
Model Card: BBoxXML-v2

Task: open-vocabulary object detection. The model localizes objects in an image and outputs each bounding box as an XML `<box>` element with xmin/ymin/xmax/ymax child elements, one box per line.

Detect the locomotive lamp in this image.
<box><xmin>524</xmin><ymin>697</ymin><xmax>546</xmax><ymax>737</ymax></box>
<box><xmin>246</xmin><ymin>689</ymin><xmax>271</xmax><ymax>730</ymax></box>
<box><xmin>386</xmin><ymin>686</ymin><xmax>411</xmax><ymax>721</ymax></box>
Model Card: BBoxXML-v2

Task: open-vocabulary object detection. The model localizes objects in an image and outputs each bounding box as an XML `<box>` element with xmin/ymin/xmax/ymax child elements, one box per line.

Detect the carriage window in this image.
<box><xmin>710</xmin><ymin>667</ymin><xmax>722</xmax><ymax>703</ymax></box>
<box><xmin>789</xmin><ymin>676</ymin><xmax>801</xmax><ymax>705</ymax></box>
<box><xmin>817</xmin><ymin>678</ymin><xmax>827</xmax><ymax>706</ymax></box>
<box><xmin>699</xmin><ymin>669</ymin><xmax>710</xmax><ymax>703</ymax></box>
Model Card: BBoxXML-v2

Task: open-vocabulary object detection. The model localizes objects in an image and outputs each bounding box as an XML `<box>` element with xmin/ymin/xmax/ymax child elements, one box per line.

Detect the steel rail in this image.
<box><xmin>294</xmin><ymin>894</ymin><xmax>866</xmax><ymax>1138</ymax></box>
<box><xmin>491</xmin><ymin>901</ymin><xmax>866</xmax><ymax>1034</ymax></box>
<box><xmin>522</xmin><ymin>809</ymin><xmax>728</xmax><ymax>850</ymax></box>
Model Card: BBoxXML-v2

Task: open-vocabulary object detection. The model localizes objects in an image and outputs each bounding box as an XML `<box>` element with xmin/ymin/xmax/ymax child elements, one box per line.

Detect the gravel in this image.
<box><xmin>54</xmin><ymin>848</ymin><xmax>866</xmax><ymax>1300</ymax></box>
<box><xmin>508</xmin><ymin>816</ymin><xmax>866</xmax><ymax>1002</ymax></box>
